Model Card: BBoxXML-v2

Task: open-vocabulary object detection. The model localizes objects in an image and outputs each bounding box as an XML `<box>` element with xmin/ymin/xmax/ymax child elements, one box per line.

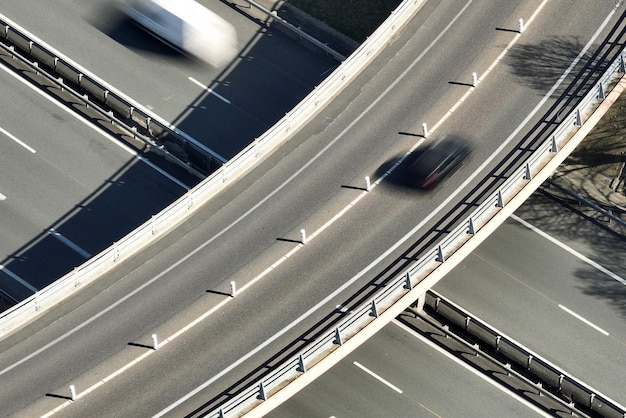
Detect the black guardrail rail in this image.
<box><xmin>425</xmin><ymin>290</ymin><xmax>626</xmax><ymax>418</ymax></box>
<box><xmin>0</xmin><ymin>16</ymin><xmax>223</xmax><ymax>177</ymax></box>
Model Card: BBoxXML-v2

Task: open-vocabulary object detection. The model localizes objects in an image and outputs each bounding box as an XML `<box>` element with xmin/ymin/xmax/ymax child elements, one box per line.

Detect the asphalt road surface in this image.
<box><xmin>435</xmin><ymin>190</ymin><xmax>626</xmax><ymax>404</ymax></box>
<box><xmin>270</xmin><ymin>320</ymin><xmax>548</xmax><ymax>418</ymax></box>
<box><xmin>0</xmin><ymin>1</ymin><xmax>623</xmax><ymax>417</ymax></box>
<box><xmin>0</xmin><ymin>0</ymin><xmax>338</xmax><ymax>159</ymax></box>
<box><xmin>0</xmin><ymin>66</ymin><xmax>186</xmax><ymax>306</ymax></box>
<box><xmin>269</xmin><ymin>188</ymin><xmax>626</xmax><ymax>417</ymax></box>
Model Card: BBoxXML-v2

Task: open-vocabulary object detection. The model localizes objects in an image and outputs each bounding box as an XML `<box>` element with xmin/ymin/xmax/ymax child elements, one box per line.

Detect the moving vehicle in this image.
<box><xmin>119</xmin><ymin>0</ymin><xmax>238</xmax><ymax>67</ymax></box>
<box><xmin>408</xmin><ymin>136</ymin><xmax>471</xmax><ymax>189</ymax></box>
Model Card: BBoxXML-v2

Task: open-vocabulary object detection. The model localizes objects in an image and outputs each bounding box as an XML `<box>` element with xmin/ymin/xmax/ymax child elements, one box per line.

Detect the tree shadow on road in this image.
<box><xmin>504</xmin><ymin>36</ymin><xmax>596</xmax><ymax>96</ymax></box>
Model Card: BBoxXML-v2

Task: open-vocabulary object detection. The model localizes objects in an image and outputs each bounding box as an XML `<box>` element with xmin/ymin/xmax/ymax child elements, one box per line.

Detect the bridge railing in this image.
<box><xmin>424</xmin><ymin>290</ymin><xmax>626</xmax><ymax>417</ymax></box>
<box><xmin>0</xmin><ymin>16</ymin><xmax>224</xmax><ymax>173</ymax></box>
<box><xmin>0</xmin><ymin>0</ymin><xmax>425</xmax><ymax>336</ymax></box>
<box><xmin>209</xmin><ymin>45</ymin><xmax>626</xmax><ymax>418</ymax></box>
<box><xmin>1</xmin><ymin>2</ymin><xmax>624</xmax><ymax>416</ymax></box>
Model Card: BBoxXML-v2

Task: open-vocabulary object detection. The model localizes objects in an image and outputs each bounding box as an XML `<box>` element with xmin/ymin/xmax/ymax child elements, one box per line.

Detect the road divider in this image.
<box><xmin>236</xmin><ymin>43</ymin><xmax>626</xmax><ymax>418</ymax></box>
<box><xmin>424</xmin><ymin>290</ymin><xmax>623</xmax><ymax>416</ymax></box>
<box><xmin>0</xmin><ymin>14</ymin><xmax>223</xmax><ymax>175</ymax></box>
<box><xmin>2</xmin><ymin>1</ymin><xmax>625</xmax><ymax>416</ymax></box>
<box><xmin>0</xmin><ymin>0</ymin><xmax>427</xmax><ymax>341</ymax></box>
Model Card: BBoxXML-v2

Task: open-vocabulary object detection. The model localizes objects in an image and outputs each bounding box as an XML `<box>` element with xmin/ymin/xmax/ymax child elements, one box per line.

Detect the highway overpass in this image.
<box><xmin>0</xmin><ymin>0</ymin><xmax>624</xmax><ymax>416</ymax></box>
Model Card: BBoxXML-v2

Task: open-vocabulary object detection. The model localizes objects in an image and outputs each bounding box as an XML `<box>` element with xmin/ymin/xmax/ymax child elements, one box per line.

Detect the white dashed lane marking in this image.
<box><xmin>353</xmin><ymin>361</ymin><xmax>403</xmax><ymax>394</ymax></box>
<box><xmin>1</xmin><ymin>126</ymin><xmax>36</xmax><ymax>153</ymax></box>
<box><xmin>559</xmin><ymin>304</ymin><xmax>610</xmax><ymax>336</ymax></box>
<box><xmin>188</xmin><ymin>77</ymin><xmax>231</xmax><ymax>104</ymax></box>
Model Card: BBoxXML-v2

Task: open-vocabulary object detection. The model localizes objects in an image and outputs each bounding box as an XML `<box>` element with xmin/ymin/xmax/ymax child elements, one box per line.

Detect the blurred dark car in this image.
<box><xmin>408</xmin><ymin>137</ymin><xmax>471</xmax><ymax>188</ymax></box>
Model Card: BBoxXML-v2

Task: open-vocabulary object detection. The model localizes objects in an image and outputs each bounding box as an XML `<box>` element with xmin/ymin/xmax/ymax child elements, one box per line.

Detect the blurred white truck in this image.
<box><xmin>119</xmin><ymin>0</ymin><xmax>238</xmax><ymax>67</ymax></box>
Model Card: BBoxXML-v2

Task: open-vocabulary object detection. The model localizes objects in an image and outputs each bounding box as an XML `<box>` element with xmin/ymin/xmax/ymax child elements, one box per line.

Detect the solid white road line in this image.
<box><xmin>48</xmin><ymin>229</ymin><xmax>91</xmax><ymax>258</ymax></box>
<box><xmin>31</xmin><ymin>1</ymin><xmax>621</xmax><ymax>415</ymax></box>
<box><xmin>188</xmin><ymin>77</ymin><xmax>231</xmax><ymax>104</ymax></box>
<box><xmin>558</xmin><ymin>304</ymin><xmax>610</xmax><ymax>336</ymax></box>
<box><xmin>352</xmin><ymin>361</ymin><xmax>403</xmax><ymax>394</ymax></box>
<box><xmin>430</xmin><ymin>0</ymin><xmax>549</xmax><ymax>134</ymax></box>
<box><xmin>0</xmin><ymin>192</ymin><xmax>6</xmax><ymax>201</ymax></box>
<box><xmin>393</xmin><ymin>320</ymin><xmax>554</xmax><ymax>417</ymax></box>
<box><xmin>0</xmin><ymin>63</ymin><xmax>189</xmax><ymax>191</ymax></box>
<box><xmin>0</xmin><ymin>264</ymin><xmax>38</xmax><ymax>293</ymax></box>
<box><xmin>0</xmin><ymin>126</ymin><xmax>36</xmax><ymax>153</ymax></box>
<box><xmin>39</xmin><ymin>0</ymin><xmax>610</xmax><ymax>414</ymax></box>
<box><xmin>511</xmin><ymin>214</ymin><xmax>626</xmax><ymax>285</ymax></box>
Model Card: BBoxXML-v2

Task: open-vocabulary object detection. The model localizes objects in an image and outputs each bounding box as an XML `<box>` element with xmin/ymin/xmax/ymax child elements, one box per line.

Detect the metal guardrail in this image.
<box><xmin>546</xmin><ymin>178</ymin><xmax>626</xmax><ymax>228</ymax></box>
<box><xmin>0</xmin><ymin>1</ymin><xmax>622</xmax><ymax>416</ymax></box>
<box><xmin>0</xmin><ymin>14</ymin><xmax>225</xmax><ymax>175</ymax></box>
<box><xmin>0</xmin><ymin>35</ymin><xmax>208</xmax><ymax>180</ymax></box>
<box><xmin>0</xmin><ymin>0</ymin><xmax>425</xmax><ymax>335</ymax></box>
<box><xmin>206</xmin><ymin>46</ymin><xmax>626</xmax><ymax>418</ymax></box>
<box><xmin>243</xmin><ymin>0</ymin><xmax>347</xmax><ymax>61</ymax></box>
<box><xmin>424</xmin><ymin>290</ymin><xmax>626</xmax><ymax>417</ymax></box>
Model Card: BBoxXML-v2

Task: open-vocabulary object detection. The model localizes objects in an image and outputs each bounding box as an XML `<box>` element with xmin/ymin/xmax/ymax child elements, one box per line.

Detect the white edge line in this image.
<box><xmin>28</xmin><ymin>0</ymin><xmax>620</xmax><ymax>415</ymax></box>
<box><xmin>0</xmin><ymin>126</ymin><xmax>36</xmax><ymax>153</ymax></box>
<box><xmin>558</xmin><ymin>304</ymin><xmax>610</xmax><ymax>336</ymax></box>
<box><xmin>393</xmin><ymin>320</ymin><xmax>554</xmax><ymax>418</ymax></box>
<box><xmin>152</xmin><ymin>5</ymin><xmax>481</xmax><ymax>415</ymax></box>
<box><xmin>129</xmin><ymin>1</ymin><xmax>624</xmax><ymax>415</ymax></box>
<box><xmin>188</xmin><ymin>77</ymin><xmax>231</xmax><ymax>104</ymax></box>
<box><xmin>0</xmin><ymin>264</ymin><xmax>38</xmax><ymax>293</ymax></box>
<box><xmin>0</xmin><ymin>64</ymin><xmax>189</xmax><ymax>191</ymax></box>
<box><xmin>352</xmin><ymin>361</ymin><xmax>403</xmax><ymax>394</ymax></box>
<box><xmin>37</xmin><ymin>297</ymin><xmax>233</xmax><ymax>416</ymax></box>
<box><xmin>511</xmin><ymin>214</ymin><xmax>626</xmax><ymax>285</ymax></box>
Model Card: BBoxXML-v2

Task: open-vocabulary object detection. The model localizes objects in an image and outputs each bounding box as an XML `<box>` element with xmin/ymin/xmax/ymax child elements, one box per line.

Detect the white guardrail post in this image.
<box><xmin>1</xmin><ymin>2</ymin><xmax>626</xmax><ymax>417</ymax></box>
<box><xmin>0</xmin><ymin>0</ymin><xmax>424</xmax><ymax>338</ymax></box>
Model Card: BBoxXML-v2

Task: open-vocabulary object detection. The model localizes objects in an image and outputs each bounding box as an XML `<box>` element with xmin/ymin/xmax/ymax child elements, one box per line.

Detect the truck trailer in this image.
<box><xmin>119</xmin><ymin>0</ymin><xmax>238</xmax><ymax>67</ymax></box>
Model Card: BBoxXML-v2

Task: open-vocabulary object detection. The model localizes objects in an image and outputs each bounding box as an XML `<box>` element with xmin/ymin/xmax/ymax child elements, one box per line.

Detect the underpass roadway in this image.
<box><xmin>273</xmin><ymin>191</ymin><xmax>626</xmax><ymax>417</ymax></box>
<box><xmin>435</xmin><ymin>192</ymin><xmax>626</xmax><ymax>404</ymax></box>
<box><xmin>0</xmin><ymin>62</ymin><xmax>187</xmax><ymax>308</ymax></box>
<box><xmin>271</xmin><ymin>318</ymin><xmax>556</xmax><ymax>418</ymax></box>
<box><xmin>0</xmin><ymin>1</ymin><xmax>624</xmax><ymax>417</ymax></box>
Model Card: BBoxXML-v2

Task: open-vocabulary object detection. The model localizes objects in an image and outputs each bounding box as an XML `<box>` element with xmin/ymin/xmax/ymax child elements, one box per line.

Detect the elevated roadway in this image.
<box><xmin>275</xmin><ymin>191</ymin><xmax>626</xmax><ymax>417</ymax></box>
<box><xmin>0</xmin><ymin>0</ymin><xmax>338</xmax><ymax>159</ymax></box>
<box><xmin>0</xmin><ymin>0</ymin><xmax>623</xmax><ymax>416</ymax></box>
<box><xmin>270</xmin><ymin>320</ymin><xmax>550</xmax><ymax>418</ymax></box>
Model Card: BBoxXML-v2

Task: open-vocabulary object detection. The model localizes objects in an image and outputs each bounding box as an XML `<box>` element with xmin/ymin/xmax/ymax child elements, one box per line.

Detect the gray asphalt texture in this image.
<box><xmin>1</xmin><ymin>1</ymin><xmax>624</xmax><ymax>417</ymax></box>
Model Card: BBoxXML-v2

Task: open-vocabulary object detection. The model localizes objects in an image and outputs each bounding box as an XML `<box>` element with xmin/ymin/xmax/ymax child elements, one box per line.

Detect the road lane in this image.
<box><xmin>1</xmin><ymin>1</ymin><xmax>624</xmax><ymax>416</ymax></box>
<box><xmin>270</xmin><ymin>321</ymin><xmax>548</xmax><ymax>418</ymax></box>
<box><xmin>0</xmin><ymin>67</ymin><xmax>186</xmax><ymax>301</ymax></box>
<box><xmin>0</xmin><ymin>0</ymin><xmax>337</xmax><ymax>158</ymax></box>
<box><xmin>434</xmin><ymin>204</ymin><xmax>626</xmax><ymax>402</ymax></box>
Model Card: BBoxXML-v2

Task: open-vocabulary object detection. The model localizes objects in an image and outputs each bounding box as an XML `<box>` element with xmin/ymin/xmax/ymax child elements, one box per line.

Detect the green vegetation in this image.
<box><xmin>286</xmin><ymin>0</ymin><xmax>402</xmax><ymax>42</ymax></box>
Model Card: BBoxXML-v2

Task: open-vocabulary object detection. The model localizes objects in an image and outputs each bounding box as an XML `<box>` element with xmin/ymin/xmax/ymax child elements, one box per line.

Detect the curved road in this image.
<box><xmin>277</xmin><ymin>192</ymin><xmax>626</xmax><ymax>417</ymax></box>
<box><xmin>0</xmin><ymin>0</ymin><xmax>623</xmax><ymax>416</ymax></box>
<box><xmin>0</xmin><ymin>0</ymin><xmax>337</xmax><ymax>159</ymax></box>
